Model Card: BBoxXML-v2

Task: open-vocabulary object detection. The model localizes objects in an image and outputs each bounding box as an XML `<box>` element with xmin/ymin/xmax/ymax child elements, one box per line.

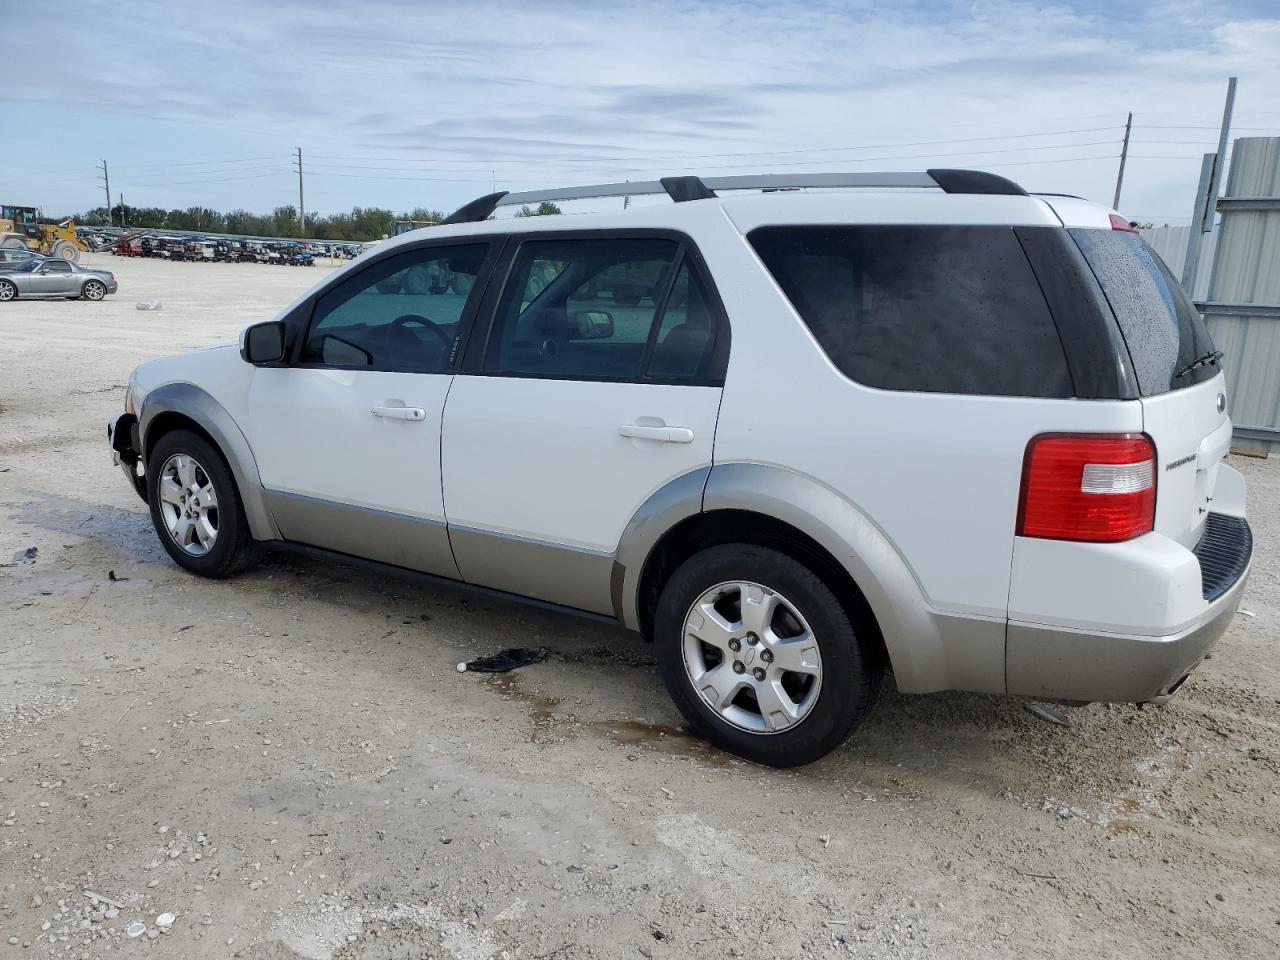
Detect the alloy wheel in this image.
<box><xmin>157</xmin><ymin>454</ymin><xmax>219</xmax><ymax>556</ymax></box>
<box><xmin>682</xmin><ymin>580</ymin><xmax>823</xmax><ymax>734</ymax></box>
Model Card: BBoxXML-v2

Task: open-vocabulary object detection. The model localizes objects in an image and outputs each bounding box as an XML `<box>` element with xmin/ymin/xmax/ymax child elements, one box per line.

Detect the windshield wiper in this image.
<box><xmin>1175</xmin><ymin>349</ymin><xmax>1224</xmax><ymax>380</ymax></box>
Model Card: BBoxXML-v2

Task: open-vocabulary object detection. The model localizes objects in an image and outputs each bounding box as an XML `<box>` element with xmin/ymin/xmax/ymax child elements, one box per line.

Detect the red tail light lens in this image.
<box><xmin>1109</xmin><ymin>213</ymin><xmax>1138</xmax><ymax>233</ymax></box>
<box><xmin>1018</xmin><ymin>434</ymin><xmax>1156</xmax><ymax>542</ymax></box>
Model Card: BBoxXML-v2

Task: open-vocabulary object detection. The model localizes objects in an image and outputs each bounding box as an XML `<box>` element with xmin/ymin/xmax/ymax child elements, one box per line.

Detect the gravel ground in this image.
<box><xmin>1</xmin><ymin>254</ymin><xmax>1278</xmax><ymax>960</ymax></box>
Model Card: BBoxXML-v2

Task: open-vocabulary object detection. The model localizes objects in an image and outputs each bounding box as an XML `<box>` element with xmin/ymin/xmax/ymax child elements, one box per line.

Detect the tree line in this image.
<box><xmin>71</xmin><ymin>205</ymin><xmax>447</xmax><ymax>242</ymax></box>
<box><xmin>70</xmin><ymin>200</ymin><xmax>563</xmax><ymax>242</ymax></box>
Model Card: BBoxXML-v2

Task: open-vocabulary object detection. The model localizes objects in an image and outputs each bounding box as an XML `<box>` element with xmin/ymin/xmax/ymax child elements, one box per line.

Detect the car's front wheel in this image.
<box><xmin>146</xmin><ymin>429</ymin><xmax>261</xmax><ymax>578</ymax></box>
<box><xmin>654</xmin><ymin>544</ymin><xmax>881</xmax><ymax>767</ymax></box>
<box><xmin>0</xmin><ymin>279</ymin><xmax>16</xmax><ymax>302</ymax></box>
<box><xmin>81</xmin><ymin>279</ymin><xmax>107</xmax><ymax>301</ymax></box>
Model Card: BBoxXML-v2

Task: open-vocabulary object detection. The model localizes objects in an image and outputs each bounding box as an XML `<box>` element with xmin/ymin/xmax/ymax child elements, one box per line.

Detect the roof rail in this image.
<box><xmin>443</xmin><ymin>169</ymin><xmax>1028</xmax><ymax>222</ymax></box>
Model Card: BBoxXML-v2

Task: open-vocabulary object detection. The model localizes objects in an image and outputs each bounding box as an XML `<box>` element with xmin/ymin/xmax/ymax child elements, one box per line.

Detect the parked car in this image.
<box><xmin>0</xmin><ymin>246</ymin><xmax>40</xmax><ymax>265</ymax></box>
<box><xmin>107</xmin><ymin>170</ymin><xmax>1252</xmax><ymax>766</ymax></box>
<box><xmin>0</xmin><ymin>257</ymin><xmax>117</xmax><ymax>300</ymax></box>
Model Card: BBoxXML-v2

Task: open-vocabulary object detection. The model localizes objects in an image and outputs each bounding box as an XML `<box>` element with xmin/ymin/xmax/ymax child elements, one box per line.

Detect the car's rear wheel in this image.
<box><xmin>0</xmin><ymin>279</ymin><xmax>16</xmax><ymax>302</ymax></box>
<box><xmin>81</xmin><ymin>280</ymin><xmax>107</xmax><ymax>301</ymax></box>
<box><xmin>146</xmin><ymin>429</ymin><xmax>261</xmax><ymax>578</ymax></box>
<box><xmin>654</xmin><ymin>544</ymin><xmax>881</xmax><ymax>767</ymax></box>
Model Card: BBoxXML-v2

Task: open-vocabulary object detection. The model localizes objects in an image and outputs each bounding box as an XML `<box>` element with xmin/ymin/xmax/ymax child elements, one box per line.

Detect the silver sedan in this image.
<box><xmin>0</xmin><ymin>258</ymin><xmax>118</xmax><ymax>301</ymax></box>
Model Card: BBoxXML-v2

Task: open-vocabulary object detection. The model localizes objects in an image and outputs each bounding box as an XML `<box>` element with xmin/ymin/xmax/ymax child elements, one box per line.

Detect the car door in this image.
<box><xmin>441</xmin><ymin>232</ymin><xmax>728</xmax><ymax>614</ymax></box>
<box><xmin>246</xmin><ymin>239</ymin><xmax>498</xmax><ymax>577</ymax></box>
<box><xmin>29</xmin><ymin>259</ymin><xmax>75</xmax><ymax>295</ymax></box>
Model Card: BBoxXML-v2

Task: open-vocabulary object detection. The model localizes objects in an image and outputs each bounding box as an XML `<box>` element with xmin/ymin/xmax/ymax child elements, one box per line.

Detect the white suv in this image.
<box><xmin>108</xmin><ymin>170</ymin><xmax>1253</xmax><ymax>766</ymax></box>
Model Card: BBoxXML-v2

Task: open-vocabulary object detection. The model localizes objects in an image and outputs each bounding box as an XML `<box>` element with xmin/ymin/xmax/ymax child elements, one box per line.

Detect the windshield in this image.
<box><xmin>1070</xmin><ymin>229</ymin><xmax>1218</xmax><ymax>395</ymax></box>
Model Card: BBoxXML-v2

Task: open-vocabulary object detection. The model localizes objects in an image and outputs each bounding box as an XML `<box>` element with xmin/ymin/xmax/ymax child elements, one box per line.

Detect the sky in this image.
<box><xmin>6</xmin><ymin>0</ymin><xmax>1280</xmax><ymax>225</ymax></box>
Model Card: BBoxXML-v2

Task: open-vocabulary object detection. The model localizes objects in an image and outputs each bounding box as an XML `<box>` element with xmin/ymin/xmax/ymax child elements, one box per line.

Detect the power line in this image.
<box><xmin>117</xmin><ymin>161</ymin><xmax>288</xmax><ymax>181</ymax></box>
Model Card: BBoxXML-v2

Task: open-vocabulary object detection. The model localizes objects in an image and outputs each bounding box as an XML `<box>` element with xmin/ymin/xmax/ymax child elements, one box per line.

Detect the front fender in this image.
<box><xmin>139</xmin><ymin>382</ymin><xmax>280</xmax><ymax>542</ymax></box>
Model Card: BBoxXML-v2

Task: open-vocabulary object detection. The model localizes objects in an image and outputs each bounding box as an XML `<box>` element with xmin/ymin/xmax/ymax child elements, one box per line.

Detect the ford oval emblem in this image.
<box><xmin>1217</xmin><ymin>393</ymin><xmax>1227</xmax><ymax>413</ymax></box>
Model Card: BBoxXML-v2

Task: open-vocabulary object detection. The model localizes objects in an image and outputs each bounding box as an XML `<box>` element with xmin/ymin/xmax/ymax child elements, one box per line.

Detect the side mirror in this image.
<box><xmin>567</xmin><ymin>309</ymin><xmax>615</xmax><ymax>340</ymax></box>
<box><xmin>240</xmin><ymin>321</ymin><xmax>286</xmax><ymax>365</ymax></box>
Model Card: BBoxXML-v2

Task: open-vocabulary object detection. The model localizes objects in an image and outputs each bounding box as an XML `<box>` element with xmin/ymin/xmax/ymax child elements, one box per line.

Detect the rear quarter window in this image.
<box><xmin>748</xmin><ymin>225</ymin><xmax>1073</xmax><ymax>398</ymax></box>
<box><xmin>1069</xmin><ymin>229</ymin><xmax>1218</xmax><ymax>395</ymax></box>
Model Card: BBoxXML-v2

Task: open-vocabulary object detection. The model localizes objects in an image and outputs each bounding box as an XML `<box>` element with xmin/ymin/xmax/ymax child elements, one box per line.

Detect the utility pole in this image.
<box><xmin>1112</xmin><ymin>112</ymin><xmax>1132</xmax><ymax>210</ymax></box>
<box><xmin>119</xmin><ymin>194</ymin><xmax>126</xmax><ymax>230</ymax></box>
<box><xmin>295</xmin><ymin>147</ymin><xmax>305</xmax><ymax>236</ymax></box>
<box><xmin>98</xmin><ymin>160</ymin><xmax>112</xmax><ymax>226</ymax></box>
<box><xmin>1203</xmin><ymin>76</ymin><xmax>1236</xmax><ymax>233</ymax></box>
<box><xmin>1181</xmin><ymin>77</ymin><xmax>1238</xmax><ymax>293</ymax></box>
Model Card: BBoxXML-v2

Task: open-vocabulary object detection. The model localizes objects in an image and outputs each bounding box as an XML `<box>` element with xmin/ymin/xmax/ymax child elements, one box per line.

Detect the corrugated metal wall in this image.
<box><xmin>1139</xmin><ymin>224</ymin><xmax>1216</xmax><ymax>301</ymax></box>
<box><xmin>1201</xmin><ymin>137</ymin><xmax>1280</xmax><ymax>452</ymax></box>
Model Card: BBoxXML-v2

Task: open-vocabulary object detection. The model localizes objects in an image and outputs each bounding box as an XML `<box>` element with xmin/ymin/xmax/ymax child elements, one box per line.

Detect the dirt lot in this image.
<box><xmin>1</xmin><ymin>254</ymin><xmax>1278</xmax><ymax>960</ymax></box>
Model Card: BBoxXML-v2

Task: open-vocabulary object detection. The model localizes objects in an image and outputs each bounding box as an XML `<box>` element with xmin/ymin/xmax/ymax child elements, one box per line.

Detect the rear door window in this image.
<box><xmin>483</xmin><ymin>237</ymin><xmax>680</xmax><ymax>381</ymax></box>
<box><xmin>748</xmin><ymin>226</ymin><xmax>1072</xmax><ymax>397</ymax></box>
<box><xmin>1069</xmin><ymin>229</ymin><xmax>1218</xmax><ymax>395</ymax></box>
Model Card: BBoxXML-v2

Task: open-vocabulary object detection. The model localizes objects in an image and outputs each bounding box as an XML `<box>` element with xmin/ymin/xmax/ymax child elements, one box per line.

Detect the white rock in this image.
<box><xmin>125</xmin><ymin>922</ymin><xmax>146</xmax><ymax>939</ymax></box>
<box><xmin>156</xmin><ymin>913</ymin><xmax>175</xmax><ymax>929</ymax></box>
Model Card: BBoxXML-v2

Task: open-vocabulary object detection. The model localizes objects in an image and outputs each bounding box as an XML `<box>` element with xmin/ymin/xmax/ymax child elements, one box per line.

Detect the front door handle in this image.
<box><xmin>372</xmin><ymin>405</ymin><xmax>426</xmax><ymax>421</ymax></box>
<box><xmin>619</xmin><ymin>423</ymin><xmax>695</xmax><ymax>444</ymax></box>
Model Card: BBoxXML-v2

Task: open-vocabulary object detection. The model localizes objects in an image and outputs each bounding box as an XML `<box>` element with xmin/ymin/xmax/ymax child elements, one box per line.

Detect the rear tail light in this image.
<box><xmin>1018</xmin><ymin>434</ymin><xmax>1156</xmax><ymax>542</ymax></box>
<box><xmin>1109</xmin><ymin>213</ymin><xmax>1139</xmax><ymax>233</ymax></box>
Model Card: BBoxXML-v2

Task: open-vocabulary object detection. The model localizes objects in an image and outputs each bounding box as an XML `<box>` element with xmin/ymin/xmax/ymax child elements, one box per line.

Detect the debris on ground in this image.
<box><xmin>1025</xmin><ymin>702</ymin><xmax>1073</xmax><ymax>727</ymax></box>
<box><xmin>459</xmin><ymin>647</ymin><xmax>548</xmax><ymax>673</ymax></box>
<box><xmin>7</xmin><ymin>546</ymin><xmax>38</xmax><ymax>565</ymax></box>
<box><xmin>1238</xmin><ymin>609</ymin><xmax>1256</xmax><ymax>618</ymax></box>
<box><xmin>136</xmin><ymin>300</ymin><xmax>162</xmax><ymax>310</ymax></box>
<box><xmin>108</xmin><ymin>569</ymin><xmax>130</xmax><ymax>582</ymax></box>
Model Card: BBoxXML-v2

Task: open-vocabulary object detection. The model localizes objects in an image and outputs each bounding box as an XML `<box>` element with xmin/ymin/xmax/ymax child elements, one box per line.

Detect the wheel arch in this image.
<box><xmin>617</xmin><ymin>462</ymin><xmax>1000</xmax><ymax>695</ymax></box>
<box><xmin>633</xmin><ymin>508</ymin><xmax>889</xmax><ymax>668</ymax></box>
<box><xmin>139</xmin><ymin>383</ymin><xmax>280</xmax><ymax>541</ymax></box>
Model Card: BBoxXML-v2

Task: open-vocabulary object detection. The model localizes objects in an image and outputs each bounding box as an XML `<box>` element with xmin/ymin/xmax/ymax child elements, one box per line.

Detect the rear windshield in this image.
<box><xmin>1069</xmin><ymin>229</ymin><xmax>1218</xmax><ymax>395</ymax></box>
<box><xmin>748</xmin><ymin>225</ymin><xmax>1072</xmax><ymax>397</ymax></box>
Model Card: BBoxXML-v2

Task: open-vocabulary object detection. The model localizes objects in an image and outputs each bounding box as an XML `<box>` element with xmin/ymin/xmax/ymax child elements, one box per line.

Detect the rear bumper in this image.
<box><xmin>108</xmin><ymin>412</ymin><xmax>147</xmax><ymax>502</ymax></box>
<box><xmin>1006</xmin><ymin>521</ymin><xmax>1251</xmax><ymax>703</ymax></box>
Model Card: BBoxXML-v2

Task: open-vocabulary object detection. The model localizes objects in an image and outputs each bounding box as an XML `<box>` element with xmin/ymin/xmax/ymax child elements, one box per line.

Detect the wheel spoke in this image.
<box><xmin>738</xmin><ymin>584</ymin><xmax>778</xmax><ymax>637</ymax></box>
<box><xmin>196</xmin><ymin>483</ymin><xmax>217</xmax><ymax>511</ymax></box>
<box><xmin>173</xmin><ymin>455</ymin><xmax>195</xmax><ymax>488</ymax></box>
<box><xmin>768</xmin><ymin>632</ymin><xmax>822</xmax><ymax>676</ymax></box>
<box><xmin>159</xmin><ymin>477</ymin><xmax>184</xmax><ymax>505</ymax></box>
<box><xmin>695</xmin><ymin>661</ymin><xmax>751</xmax><ymax>711</ymax></box>
<box><xmin>686</xmin><ymin>601</ymin><xmax>738</xmax><ymax>652</ymax></box>
<box><xmin>173</xmin><ymin>516</ymin><xmax>195</xmax><ymax>548</ymax></box>
<box><xmin>756</xmin><ymin>679</ymin><xmax>803</xmax><ymax>731</ymax></box>
<box><xmin>195</xmin><ymin>514</ymin><xmax>217</xmax><ymax>549</ymax></box>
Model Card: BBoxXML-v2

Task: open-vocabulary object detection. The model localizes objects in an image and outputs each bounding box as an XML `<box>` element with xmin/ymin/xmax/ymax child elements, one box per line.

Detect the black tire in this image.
<box><xmin>81</xmin><ymin>280</ymin><xmax>107</xmax><ymax>301</ymax></box>
<box><xmin>401</xmin><ymin>267</ymin><xmax>430</xmax><ymax>296</ymax></box>
<box><xmin>146</xmin><ymin>429</ymin><xmax>261</xmax><ymax>579</ymax></box>
<box><xmin>0</xmin><ymin>279</ymin><xmax>16</xmax><ymax>302</ymax></box>
<box><xmin>654</xmin><ymin>544</ymin><xmax>882</xmax><ymax>767</ymax></box>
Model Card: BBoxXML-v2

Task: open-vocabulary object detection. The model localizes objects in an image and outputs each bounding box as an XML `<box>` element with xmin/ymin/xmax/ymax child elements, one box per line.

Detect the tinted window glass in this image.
<box><xmin>749</xmin><ymin>226</ymin><xmax>1072</xmax><ymax>397</ymax></box>
<box><xmin>647</xmin><ymin>261</ymin><xmax>717</xmax><ymax>380</ymax></box>
<box><xmin>301</xmin><ymin>244</ymin><xmax>487</xmax><ymax>372</ymax></box>
<box><xmin>46</xmin><ymin>260</ymin><xmax>72</xmax><ymax>274</ymax></box>
<box><xmin>485</xmin><ymin>238</ymin><xmax>678</xmax><ymax>379</ymax></box>
<box><xmin>1070</xmin><ymin>229</ymin><xmax>1217</xmax><ymax>395</ymax></box>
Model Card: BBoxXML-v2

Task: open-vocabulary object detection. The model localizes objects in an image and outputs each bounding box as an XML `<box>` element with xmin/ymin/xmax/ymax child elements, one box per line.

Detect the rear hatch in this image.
<box><xmin>1070</xmin><ymin>227</ymin><xmax>1229</xmax><ymax>548</ymax></box>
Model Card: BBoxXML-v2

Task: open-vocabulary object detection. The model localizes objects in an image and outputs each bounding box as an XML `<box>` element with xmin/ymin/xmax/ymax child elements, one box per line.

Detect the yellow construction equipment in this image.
<box><xmin>1</xmin><ymin>204</ymin><xmax>91</xmax><ymax>262</ymax></box>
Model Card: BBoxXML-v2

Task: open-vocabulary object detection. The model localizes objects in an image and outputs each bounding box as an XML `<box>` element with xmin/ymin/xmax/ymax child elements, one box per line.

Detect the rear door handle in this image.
<box><xmin>619</xmin><ymin>423</ymin><xmax>695</xmax><ymax>444</ymax></box>
<box><xmin>372</xmin><ymin>405</ymin><xmax>426</xmax><ymax>421</ymax></box>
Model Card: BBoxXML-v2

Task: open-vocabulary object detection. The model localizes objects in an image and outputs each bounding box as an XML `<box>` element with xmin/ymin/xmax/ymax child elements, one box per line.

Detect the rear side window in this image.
<box><xmin>1069</xmin><ymin>230</ymin><xmax>1217</xmax><ymax>395</ymax></box>
<box><xmin>748</xmin><ymin>226</ymin><xmax>1072</xmax><ymax>397</ymax></box>
<box><xmin>484</xmin><ymin>237</ymin><xmax>680</xmax><ymax>380</ymax></box>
